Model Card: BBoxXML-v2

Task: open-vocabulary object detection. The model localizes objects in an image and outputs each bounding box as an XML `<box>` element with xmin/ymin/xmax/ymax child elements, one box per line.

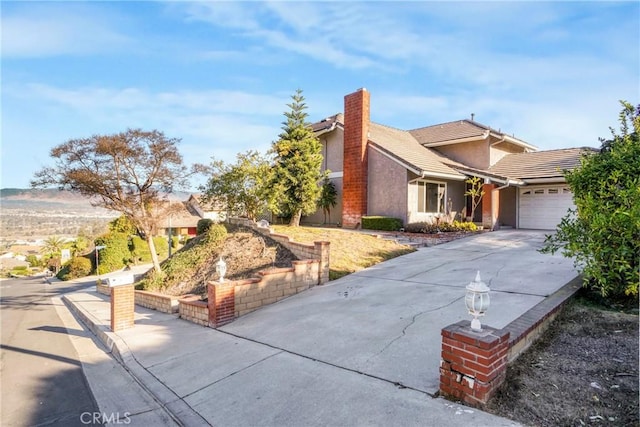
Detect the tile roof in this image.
<box><xmin>489</xmin><ymin>147</ymin><xmax>595</xmax><ymax>180</ymax></box>
<box><xmin>368</xmin><ymin>123</ymin><xmax>466</xmax><ymax>179</ymax></box>
<box><xmin>409</xmin><ymin>119</ymin><xmax>536</xmax><ymax>150</ymax></box>
<box><xmin>159</xmin><ymin>201</ymin><xmax>201</xmax><ymax>228</ymax></box>
<box><xmin>409</xmin><ymin>120</ymin><xmax>488</xmax><ymax>144</ymax></box>
<box><xmin>310</xmin><ymin>113</ymin><xmax>344</xmax><ymax>133</ymax></box>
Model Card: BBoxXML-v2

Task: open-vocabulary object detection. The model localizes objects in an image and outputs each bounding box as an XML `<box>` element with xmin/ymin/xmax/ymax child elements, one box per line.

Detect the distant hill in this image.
<box><xmin>0</xmin><ymin>188</ymin><xmax>194</xmax><ymax>242</ymax></box>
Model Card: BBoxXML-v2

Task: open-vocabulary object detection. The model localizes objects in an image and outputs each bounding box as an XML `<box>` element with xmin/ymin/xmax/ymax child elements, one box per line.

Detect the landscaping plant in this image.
<box><xmin>541</xmin><ymin>102</ymin><xmax>640</xmax><ymax>299</ymax></box>
<box><xmin>268</xmin><ymin>89</ymin><xmax>325</xmax><ymax>227</ymax></box>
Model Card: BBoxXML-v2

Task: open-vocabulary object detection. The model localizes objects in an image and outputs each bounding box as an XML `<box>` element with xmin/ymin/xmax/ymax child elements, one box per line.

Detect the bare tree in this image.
<box><xmin>32</xmin><ymin>129</ymin><xmax>199</xmax><ymax>274</ymax></box>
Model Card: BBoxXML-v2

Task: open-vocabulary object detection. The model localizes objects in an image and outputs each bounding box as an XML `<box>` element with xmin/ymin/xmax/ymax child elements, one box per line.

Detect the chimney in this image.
<box><xmin>342</xmin><ymin>88</ymin><xmax>370</xmax><ymax>228</ymax></box>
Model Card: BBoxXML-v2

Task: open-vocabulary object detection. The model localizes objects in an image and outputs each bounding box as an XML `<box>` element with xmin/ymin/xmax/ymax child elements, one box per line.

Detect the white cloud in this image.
<box><xmin>5</xmin><ymin>83</ymin><xmax>285</xmax><ymax>170</ymax></box>
<box><xmin>1</xmin><ymin>3</ymin><xmax>131</xmax><ymax>58</ymax></box>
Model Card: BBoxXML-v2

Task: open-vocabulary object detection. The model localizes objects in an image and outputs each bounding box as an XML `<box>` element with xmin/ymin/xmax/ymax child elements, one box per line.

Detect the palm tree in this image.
<box><xmin>41</xmin><ymin>235</ymin><xmax>65</xmax><ymax>258</ymax></box>
<box><xmin>318</xmin><ymin>177</ymin><xmax>338</xmax><ymax>224</ymax></box>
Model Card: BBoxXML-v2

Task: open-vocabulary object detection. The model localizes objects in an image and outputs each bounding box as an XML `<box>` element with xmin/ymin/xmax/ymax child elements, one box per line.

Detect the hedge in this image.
<box><xmin>361</xmin><ymin>216</ymin><xmax>403</xmax><ymax>231</ymax></box>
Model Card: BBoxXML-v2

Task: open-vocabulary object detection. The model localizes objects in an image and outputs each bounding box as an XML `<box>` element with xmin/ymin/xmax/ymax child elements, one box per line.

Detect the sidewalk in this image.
<box><xmin>63</xmin><ymin>291</ymin><xmax>520</xmax><ymax>427</ymax></box>
<box><xmin>62</xmin><ymin>230</ymin><xmax>577</xmax><ymax>426</ymax></box>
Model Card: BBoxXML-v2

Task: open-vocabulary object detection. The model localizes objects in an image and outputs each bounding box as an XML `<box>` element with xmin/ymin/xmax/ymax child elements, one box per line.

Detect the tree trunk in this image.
<box><xmin>146</xmin><ymin>234</ymin><xmax>162</xmax><ymax>274</ymax></box>
<box><xmin>289</xmin><ymin>209</ymin><xmax>302</xmax><ymax>227</ymax></box>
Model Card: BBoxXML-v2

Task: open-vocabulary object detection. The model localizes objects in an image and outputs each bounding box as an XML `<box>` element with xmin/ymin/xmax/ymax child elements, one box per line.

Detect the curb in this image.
<box><xmin>62</xmin><ymin>295</ymin><xmax>210</xmax><ymax>427</ymax></box>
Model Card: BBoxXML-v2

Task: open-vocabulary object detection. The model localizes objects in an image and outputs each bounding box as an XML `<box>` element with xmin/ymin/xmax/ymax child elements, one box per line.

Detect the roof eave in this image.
<box><xmin>421</xmin><ymin>132</ymin><xmax>489</xmax><ymax>147</ymax></box>
<box><xmin>521</xmin><ymin>177</ymin><xmax>567</xmax><ymax>184</ymax></box>
<box><xmin>368</xmin><ymin>143</ymin><xmax>465</xmax><ymax>181</ymax></box>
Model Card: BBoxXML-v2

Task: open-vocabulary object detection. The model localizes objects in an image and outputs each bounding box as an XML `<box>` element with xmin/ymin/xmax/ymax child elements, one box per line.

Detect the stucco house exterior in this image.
<box><xmin>306</xmin><ymin>88</ymin><xmax>592</xmax><ymax>230</ymax></box>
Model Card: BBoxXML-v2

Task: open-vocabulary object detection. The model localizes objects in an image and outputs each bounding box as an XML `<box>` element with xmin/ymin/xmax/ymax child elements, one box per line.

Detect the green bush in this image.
<box><xmin>26</xmin><ymin>255</ymin><xmax>42</xmax><ymax>268</ymax></box>
<box><xmin>197</xmin><ymin>218</ymin><xmax>214</xmax><ymax>235</ymax></box>
<box><xmin>171</xmin><ymin>236</ymin><xmax>179</xmax><ymax>249</ymax></box>
<box><xmin>130</xmin><ymin>235</ymin><xmax>169</xmax><ymax>263</ymax></box>
<box><xmin>57</xmin><ymin>256</ymin><xmax>92</xmax><ymax>281</ymax></box>
<box><xmin>542</xmin><ymin>102</ymin><xmax>639</xmax><ymax>299</ymax></box>
<box><xmin>95</xmin><ymin>233</ymin><xmax>131</xmax><ymax>274</ymax></box>
<box><xmin>362</xmin><ymin>216</ymin><xmax>403</xmax><ymax>231</ymax></box>
<box><xmin>406</xmin><ymin>220</ymin><xmax>478</xmax><ymax>233</ymax></box>
<box><xmin>10</xmin><ymin>266</ymin><xmax>30</xmax><ymax>276</ymax></box>
<box><xmin>153</xmin><ymin>236</ymin><xmax>168</xmax><ymax>258</ymax></box>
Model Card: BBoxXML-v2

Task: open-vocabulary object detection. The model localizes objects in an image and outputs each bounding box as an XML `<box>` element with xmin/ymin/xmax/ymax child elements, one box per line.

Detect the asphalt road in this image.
<box><xmin>1</xmin><ymin>275</ymin><xmax>102</xmax><ymax>426</ymax></box>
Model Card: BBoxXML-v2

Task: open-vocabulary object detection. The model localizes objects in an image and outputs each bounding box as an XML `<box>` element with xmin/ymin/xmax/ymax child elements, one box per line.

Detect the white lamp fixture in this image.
<box><xmin>216</xmin><ymin>257</ymin><xmax>227</xmax><ymax>283</ymax></box>
<box><xmin>465</xmin><ymin>271</ymin><xmax>491</xmax><ymax>331</ymax></box>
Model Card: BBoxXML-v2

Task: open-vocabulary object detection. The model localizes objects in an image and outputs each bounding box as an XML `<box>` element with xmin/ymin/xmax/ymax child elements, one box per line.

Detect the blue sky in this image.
<box><xmin>2</xmin><ymin>1</ymin><xmax>638</xmax><ymax>189</ymax></box>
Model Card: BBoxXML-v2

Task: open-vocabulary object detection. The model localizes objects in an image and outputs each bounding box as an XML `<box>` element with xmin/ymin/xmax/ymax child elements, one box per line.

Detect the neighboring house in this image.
<box><xmin>157</xmin><ymin>201</ymin><xmax>202</xmax><ymax>239</ymax></box>
<box><xmin>157</xmin><ymin>195</ymin><xmax>226</xmax><ymax>239</ymax></box>
<box><xmin>186</xmin><ymin>194</ymin><xmax>227</xmax><ymax>222</ymax></box>
<box><xmin>307</xmin><ymin>88</ymin><xmax>593</xmax><ymax>230</ymax></box>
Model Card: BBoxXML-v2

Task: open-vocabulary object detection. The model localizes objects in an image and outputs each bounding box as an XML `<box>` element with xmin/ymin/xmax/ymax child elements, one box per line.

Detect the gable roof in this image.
<box><xmin>409</xmin><ymin>119</ymin><xmax>537</xmax><ymax>151</ymax></box>
<box><xmin>309</xmin><ymin>114</ymin><xmax>585</xmax><ymax>185</ymax></box>
<box><xmin>311</xmin><ymin>113</ymin><xmax>344</xmax><ymax>135</ymax></box>
<box><xmin>368</xmin><ymin>123</ymin><xmax>466</xmax><ymax>180</ymax></box>
<box><xmin>489</xmin><ymin>147</ymin><xmax>594</xmax><ymax>180</ymax></box>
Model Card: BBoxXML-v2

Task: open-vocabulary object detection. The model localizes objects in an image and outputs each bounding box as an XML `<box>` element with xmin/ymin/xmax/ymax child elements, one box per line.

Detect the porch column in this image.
<box><xmin>482</xmin><ymin>184</ymin><xmax>498</xmax><ymax>229</ymax></box>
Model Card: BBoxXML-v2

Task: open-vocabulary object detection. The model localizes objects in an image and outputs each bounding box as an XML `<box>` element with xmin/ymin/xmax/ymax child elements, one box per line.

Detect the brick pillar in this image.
<box><xmin>207</xmin><ymin>281</ymin><xmax>235</xmax><ymax>327</ymax></box>
<box><xmin>440</xmin><ymin>320</ymin><xmax>510</xmax><ymax>407</ymax></box>
<box><xmin>481</xmin><ymin>183</ymin><xmax>496</xmax><ymax>229</ymax></box>
<box><xmin>314</xmin><ymin>241</ymin><xmax>330</xmax><ymax>284</ymax></box>
<box><xmin>110</xmin><ymin>284</ymin><xmax>134</xmax><ymax>332</ymax></box>
<box><xmin>342</xmin><ymin>88</ymin><xmax>370</xmax><ymax>228</ymax></box>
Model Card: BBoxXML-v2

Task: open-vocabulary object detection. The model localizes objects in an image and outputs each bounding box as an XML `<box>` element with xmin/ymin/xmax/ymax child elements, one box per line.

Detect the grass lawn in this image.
<box><xmin>271</xmin><ymin>225</ymin><xmax>415</xmax><ymax>280</ymax></box>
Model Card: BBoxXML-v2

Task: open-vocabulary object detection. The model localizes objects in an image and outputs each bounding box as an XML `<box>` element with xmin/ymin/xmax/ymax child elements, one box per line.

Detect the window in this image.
<box><xmin>548</xmin><ymin>188</ymin><xmax>559</xmax><ymax>194</ymax></box>
<box><xmin>416</xmin><ymin>180</ymin><xmax>446</xmax><ymax>213</ymax></box>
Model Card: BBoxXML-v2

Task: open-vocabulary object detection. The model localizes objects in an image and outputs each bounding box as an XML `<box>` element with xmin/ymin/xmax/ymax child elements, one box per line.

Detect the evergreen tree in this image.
<box><xmin>269</xmin><ymin>89</ymin><xmax>325</xmax><ymax>227</ymax></box>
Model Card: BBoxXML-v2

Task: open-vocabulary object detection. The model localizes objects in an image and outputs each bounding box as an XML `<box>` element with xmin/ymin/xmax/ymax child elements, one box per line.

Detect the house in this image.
<box><xmin>186</xmin><ymin>194</ymin><xmax>226</xmax><ymax>223</ymax></box>
<box><xmin>306</xmin><ymin>88</ymin><xmax>592</xmax><ymax>230</ymax></box>
<box><xmin>157</xmin><ymin>195</ymin><xmax>227</xmax><ymax>239</ymax></box>
<box><xmin>157</xmin><ymin>201</ymin><xmax>201</xmax><ymax>239</ymax></box>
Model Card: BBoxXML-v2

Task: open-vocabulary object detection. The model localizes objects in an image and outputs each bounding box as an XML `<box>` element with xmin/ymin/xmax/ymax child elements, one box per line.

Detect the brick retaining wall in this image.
<box><xmin>228</xmin><ymin>218</ymin><xmax>330</xmax><ymax>284</ymax></box>
<box><xmin>134</xmin><ymin>290</ymin><xmax>180</xmax><ymax>314</ymax></box>
<box><xmin>179</xmin><ymin>298</ymin><xmax>209</xmax><ymax>326</ymax></box>
<box><xmin>208</xmin><ymin>259</ymin><xmax>321</xmax><ymax>327</ymax></box>
<box><xmin>439</xmin><ymin>276</ymin><xmax>582</xmax><ymax>407</ymax></box>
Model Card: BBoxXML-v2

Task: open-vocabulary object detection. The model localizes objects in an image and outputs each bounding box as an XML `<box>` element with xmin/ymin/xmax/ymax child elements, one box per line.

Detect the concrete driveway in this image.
<box><xmin>221</xmin><ymin>230</ymin><xmax>578</xmax><ymax>395</ymax></box>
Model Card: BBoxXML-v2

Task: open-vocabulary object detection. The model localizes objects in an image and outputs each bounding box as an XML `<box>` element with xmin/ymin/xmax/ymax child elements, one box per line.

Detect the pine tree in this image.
<box><xmin>269</xmin><ymin>89</ymin><xmax>324</xmax><ymax>227</ymax></box>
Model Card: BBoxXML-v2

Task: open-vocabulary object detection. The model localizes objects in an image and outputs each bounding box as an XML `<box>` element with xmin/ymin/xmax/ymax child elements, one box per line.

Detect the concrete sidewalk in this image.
<box><xmin>63</xmin><ymin>230</ymin><xmax>577</xmax><ymax>426</ymax></box>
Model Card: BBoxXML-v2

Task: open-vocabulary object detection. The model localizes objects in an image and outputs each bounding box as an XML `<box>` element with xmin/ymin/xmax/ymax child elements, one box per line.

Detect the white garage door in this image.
<box><xmin>519</xmin><ymin>186</ymin><xmax>575</xmax><ymax>230</ymax></box>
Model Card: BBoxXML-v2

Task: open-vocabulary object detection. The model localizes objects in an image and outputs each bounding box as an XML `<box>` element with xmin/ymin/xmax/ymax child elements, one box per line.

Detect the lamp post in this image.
<box><xmin>465</xmin><ymin>271</ymin><xmax>491</xmax><ymax>331</ymax></box>
<box><xmin>216</xmin><ymin>257</ymin><xmax>227</xmax><ymax>283</ymax></box>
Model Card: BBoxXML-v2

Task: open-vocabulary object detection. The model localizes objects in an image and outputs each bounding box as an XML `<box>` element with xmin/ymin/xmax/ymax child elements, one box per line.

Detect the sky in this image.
<box><xmin>2</xmin><ymin>1</ymin><xmax>638</xmax><ymax>190</ymax></box>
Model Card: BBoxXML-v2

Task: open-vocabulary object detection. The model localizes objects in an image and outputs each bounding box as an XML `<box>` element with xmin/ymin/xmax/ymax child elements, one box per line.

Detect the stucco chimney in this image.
<box><xmin>342</xmin><ymin>88</ymin><xmax>370</xmax><ymax>228</ymax></box>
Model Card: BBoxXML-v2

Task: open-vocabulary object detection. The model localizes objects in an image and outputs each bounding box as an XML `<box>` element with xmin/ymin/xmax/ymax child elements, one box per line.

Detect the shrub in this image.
<box><xmin>26</xmin><ymin>255</ymin><xmax>42</xmax><ymax>268</ymax></box>
<box><xmin>542</xmin><ymin>102</ymin><xmax>639</xmax><ymax>299</ymax></box>
<box><xmin>95</xmin><ymin>233</ymin><xmax>131</xmax><ymax>274</ymax></box>
<box><xmin>362</xmin><ymin>216</ymin><xmax>403</xmax><ymax>231</ymax></box>
<box><xmin>171</xmin><ymin>236</ymin><xmax>179</xmax><ymax>249</ymax></box>
<box><xmin>130</xmin><ymin>235</ymin><xmax>169</xmax><ymax>263</ymax></box>
<box><xmin>10</xmin><ymin>266</ymin><xmax>30</xmax><ymax>276</ymax></box>
<box><xmin>405</xmin><ymin>220</ymin><xmax>477</xmax><ymax>233</ymax></box>
<box><xmin>197</xmin><ymin>218</ymin><xmax>214</xmax><ymax>235</ymax></box>
<box><xmin>57</xmin><ymin>256</ymin><xmax>92</xmax><ymax>281</ymax></box>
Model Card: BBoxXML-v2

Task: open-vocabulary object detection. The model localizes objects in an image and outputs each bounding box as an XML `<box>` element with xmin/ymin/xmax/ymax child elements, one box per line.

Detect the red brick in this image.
<box><xmin>342</xmin><ymin>88</ymin><xmax>370</xmax><ymax>228</ymax></box>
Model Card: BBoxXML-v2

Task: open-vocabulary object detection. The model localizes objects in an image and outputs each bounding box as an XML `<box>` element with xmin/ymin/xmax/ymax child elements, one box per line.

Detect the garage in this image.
<box><xmin>518</xmin><ymin>185</ymin><xmax>575</xmax><ymax>230</ymax></box>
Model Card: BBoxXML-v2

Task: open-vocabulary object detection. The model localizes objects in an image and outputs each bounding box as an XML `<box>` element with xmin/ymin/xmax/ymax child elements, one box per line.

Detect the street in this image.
<box><xmin>1</xmin><ymin>275</ymin><xmax>101</xmax><ymax>426</ymax></box>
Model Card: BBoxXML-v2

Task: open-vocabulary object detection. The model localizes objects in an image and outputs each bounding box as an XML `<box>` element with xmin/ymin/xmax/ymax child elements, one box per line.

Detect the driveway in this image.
<box><xmin>221</xmin><ymin>230</ymin><xmax>578</xmax><ymax>395</ymax></box>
